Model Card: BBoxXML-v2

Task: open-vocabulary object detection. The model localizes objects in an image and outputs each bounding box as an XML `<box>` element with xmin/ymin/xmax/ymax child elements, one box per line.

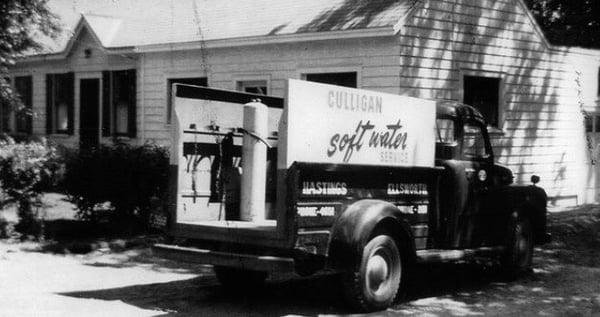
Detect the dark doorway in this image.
<box><xmin>79</xmin><ymin>78</ymin><xmax>100</xmax><ymax>150</ymax></box>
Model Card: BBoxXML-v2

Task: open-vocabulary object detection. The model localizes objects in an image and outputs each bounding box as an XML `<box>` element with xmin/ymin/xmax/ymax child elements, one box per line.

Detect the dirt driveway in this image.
<box><xmin>1</xmin><ymin>205</ymin><xmax>600</xmax><ymax>316</ymax></box>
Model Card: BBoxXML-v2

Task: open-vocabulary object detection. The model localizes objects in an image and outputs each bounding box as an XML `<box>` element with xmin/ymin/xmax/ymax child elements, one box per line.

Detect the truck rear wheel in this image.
<box><xmin>341</xmin><ymin>234</ymin><xmax>402</xmax><ymax>312</ymax></box>
<box><xmin>502</xmin><ymin>215</ymin><xmax>533</xmax><ymax>279</ymax></box>
<box><xmin>213</xmin><ymin>266</ymin><xmax>268</xmax><ymax>291</ymax></box>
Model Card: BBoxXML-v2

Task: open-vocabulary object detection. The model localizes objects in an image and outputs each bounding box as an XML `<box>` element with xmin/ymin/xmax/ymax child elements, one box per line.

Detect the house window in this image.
<box><xmin>102</xmin><ymin>69</ymin><xmax>136</xmax><ymax>137</ymax></box>
<box><xmin>304</xmin><ymin>72</ymin><xmax>357</xmax><ymax>88</ymax></box>
<box><xmin>597</xmin><ymin>67</ymin><xmax>600</xmax><ymax>97</ymax></box>
<box><xmin>166</xmin><ymin>77</ymin><xmax>207</xmax><ymax>124</ymax></box>
<box><xmin>1</xmin><ymin>78</ymin><xmax>11</xmax><ymax>132</ymax></box>
<box><xmin>14</xmin><ymin>76</ymin><xmax>32</xmax><ymax>134</ymax></box>
<box><xmin>46</xmin><ymin>72</ymin><xmax>74</xmax><ymax>134</ymax></box>
<box><xmin>0</xmin><ymin>101</ymin><xmax>9</xmax><ymax>132</ymax></box>
<box><xmin>585</xmin><ymin>113</ymin><xmax>600</xmax><ymax>133</ymax></box>
<box><xmin>236</xmin><ymin>80</ymin><xmax>267</xmax><ymax>95</ymax></box>
<box><xmin>463</xmin><ymin>75</ymin><xmax>501</xmax><ymax>127</ymax></box>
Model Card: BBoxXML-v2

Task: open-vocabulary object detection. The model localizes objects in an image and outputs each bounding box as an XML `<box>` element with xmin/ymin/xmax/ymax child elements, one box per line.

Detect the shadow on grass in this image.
<box><xmin>58</xmin><ymin>246</ymin><xmax>600</xmax><ymax>316</ymax></box>
<box><xmin>60</xmin><ymin>274</ymin><xmax>347</xmax><ymax>316</ymax></box>
<box><xmin>59</xmin><ymin>261</ymin><xmax>520</xmax><ymax>316</ymax></box>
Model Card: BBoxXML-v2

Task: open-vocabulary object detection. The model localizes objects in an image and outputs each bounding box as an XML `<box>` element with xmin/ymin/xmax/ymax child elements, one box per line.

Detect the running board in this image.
<box><xmin>416</xmin><ymin>246</ymin><xmax>505</xmax><ymax>264</ymax></box>
<box><xmin>153</xmin><ymin>244</ymin><xmax>295</xmax><ymax>273</ymax></box>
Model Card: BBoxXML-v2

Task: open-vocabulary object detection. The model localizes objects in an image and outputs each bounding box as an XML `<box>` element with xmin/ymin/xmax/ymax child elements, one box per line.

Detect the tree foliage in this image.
<box><xmin>0</xmin><ymin>136</ymin><xmax>60</xmax><ymax>237</ymax></box>
<box><xmin>524</xmin><ymin>0</ymin><xmax>600</xmax><ymax>49</ymax></box>
<box><xmin>0</xmin><ymin>0</ymin><xmax>59</xmax><ymax>111</ymax></box>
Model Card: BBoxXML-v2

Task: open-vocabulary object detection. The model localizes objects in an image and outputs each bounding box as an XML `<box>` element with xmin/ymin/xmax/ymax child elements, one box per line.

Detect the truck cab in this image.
<box><xmin>154</xmin><ymin>81</ymin><xmax>549</xmax><ymax>312</ymax></box>
<box><xmin>434</xmin><ymin>101</ymin><xmax>548</xmax><ymax>250</ymax></box>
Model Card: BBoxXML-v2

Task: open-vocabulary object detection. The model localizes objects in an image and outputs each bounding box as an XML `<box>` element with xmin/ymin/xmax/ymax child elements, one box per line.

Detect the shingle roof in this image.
<box><xmin>33</xmin><ymin>0</ymin><xmax>416</xmax><ymax>55</ymax></box>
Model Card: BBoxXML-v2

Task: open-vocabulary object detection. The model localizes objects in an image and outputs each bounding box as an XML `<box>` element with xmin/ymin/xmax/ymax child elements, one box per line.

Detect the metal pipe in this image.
<box><xmin>240</xmin><ymin>101</ymin><xmax>268</xmax><ymax>221</ymax></box>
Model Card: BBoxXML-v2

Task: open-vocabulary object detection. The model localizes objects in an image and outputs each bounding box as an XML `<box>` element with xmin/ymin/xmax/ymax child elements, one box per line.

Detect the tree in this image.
<box><xmin>524</xmin><ymin>0</ymin><xmax>600</xmax><ymax>49</ymax></box>
<box><xmin>0</xmin><ymin>0</ymin><xmax>59</xmax><ymax>114</ymax></box>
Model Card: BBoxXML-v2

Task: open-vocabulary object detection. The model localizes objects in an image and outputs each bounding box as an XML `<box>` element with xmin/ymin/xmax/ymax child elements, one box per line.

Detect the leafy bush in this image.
<box><xmin>0</xmin><ymin>135</ymin><xmax>60</xmax><ymax>238</ymax></box>
<box><xmin>63</xmin><ymin>142</ymin><xmax>169</xmax><ymax>231</ymax></box>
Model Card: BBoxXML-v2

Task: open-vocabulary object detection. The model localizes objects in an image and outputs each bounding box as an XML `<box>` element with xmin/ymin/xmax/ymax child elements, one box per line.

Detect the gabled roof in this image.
<box><xmin>30</xmin><ymin>0</ymin><xmax>419</xmax><ymax>58</ymax></box>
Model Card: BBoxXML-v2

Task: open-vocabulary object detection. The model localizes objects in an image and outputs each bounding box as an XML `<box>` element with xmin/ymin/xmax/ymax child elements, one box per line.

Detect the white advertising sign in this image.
<box><xmin>278</xmin><ymin>79</ymin><xmax>436</xmax><ymax>168</ymax></box>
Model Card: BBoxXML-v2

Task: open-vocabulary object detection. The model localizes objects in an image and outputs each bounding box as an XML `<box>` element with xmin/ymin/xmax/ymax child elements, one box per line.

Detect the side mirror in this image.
<box><xmin>531</xmin><ymin>175</ymin><xmax>540</xmax><ymax>185</ymax></box>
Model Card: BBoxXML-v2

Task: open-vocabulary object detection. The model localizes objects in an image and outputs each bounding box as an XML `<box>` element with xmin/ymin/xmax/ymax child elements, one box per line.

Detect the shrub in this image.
<box><xmin>0</xmin><ymin>135</ymin><xmax>60</xmax><ymax>238</ymax></box>
<box><xmin>63</xmin><ymin>142</ymin><xmax>169</xmax><ymax>231</ymax></box>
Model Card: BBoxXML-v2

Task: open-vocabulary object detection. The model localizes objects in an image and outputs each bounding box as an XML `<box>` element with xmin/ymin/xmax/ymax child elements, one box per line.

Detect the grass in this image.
<box><xmin>545</xmin><ymin>204</ymin><xmax>600</xmax><ymax>267</ymax></box>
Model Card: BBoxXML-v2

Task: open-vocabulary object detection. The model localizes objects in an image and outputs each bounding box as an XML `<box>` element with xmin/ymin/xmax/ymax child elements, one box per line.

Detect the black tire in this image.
<box><xmin>501</xmin><ymin>215</ymin><xmax>534</xmax><ymax>279</ymax></box>
<box><xmin>214</xmin><ymin>266</ymin><xmax>268</xmax><ymax>291</ymax></box>
<box><xmin>341</xmin><ymin>234</ymin><xmax>403</xmax><ymax>312</ymax></box>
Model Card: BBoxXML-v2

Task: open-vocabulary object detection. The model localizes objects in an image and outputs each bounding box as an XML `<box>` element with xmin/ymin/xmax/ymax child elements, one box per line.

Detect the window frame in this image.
<box><xmin>459</xmin><ymin>68</ymin><xmax>506</xmax><ymax>132</ymax></box>
<box><xmin>1</xmin><ymin>77</ymin><xmax>14</xmax><ymax>133</ymax></box>
<box><xmin>14</xmin><ymin>75</ymin><xmax>33</xmax><ymax>134</ymax></box>
<box><xmin>585</xmin><ymin>112</ymin><xmax>600</xmax><ymax>133</ymax></box>
<box><xmin>298</xmin><ymin>66</ymin><xmax>361</xmax><ymax>88</ymax></box>
<box><xmin>46</xmin><ymin>72</ymin><xmax>74</xmax><ymax>135</ymax></box>
<box><xmin>235</xmin><ymin>79</ymin><xmax>269</xmax><ymax>95</ymax></box>
<box><xmin>165</xmin><ymin>76</ymin><xmax>208</xmax><ymax>124</ymax></box>
<box><xmin>597</xmin><ymin>66</ymin><xmax>600</xmax><ymax>98</ymax></box>
<box><xmin>102</xmin><ymin>69</ymin><xmax>136</xmax><ymax>138</ymax></box>
<box><xmin>1</xmin><ymin>75</ymin><xmax>33</xmax><ymax>135</ymax></box>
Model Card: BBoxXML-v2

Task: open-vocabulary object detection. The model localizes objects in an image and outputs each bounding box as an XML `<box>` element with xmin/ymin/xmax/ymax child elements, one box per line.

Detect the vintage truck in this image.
<box><xmin>153</xmin><ymin>80</ymin><xmax>550</xmax><ymax>312</ymax></box>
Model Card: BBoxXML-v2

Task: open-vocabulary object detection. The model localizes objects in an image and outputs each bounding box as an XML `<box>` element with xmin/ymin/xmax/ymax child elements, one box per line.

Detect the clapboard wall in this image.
<box><xmin>9</xmin><ymin>28</ymin><xmax>137</xmax><ymax>148</ymax></box>
<box><xmin>7</xmin><ymin>0</ymin><xmax>600</xmax><ymax>204</ymax></box>
<box><xmin>397</xmin><ymin>0</ymin><xmax>600</xmax><ymax>203</ymax></box>
<box><xmin>139</xmin><ymin>37</ymin><xmax>401</xmax><ymax>143</ymax></box>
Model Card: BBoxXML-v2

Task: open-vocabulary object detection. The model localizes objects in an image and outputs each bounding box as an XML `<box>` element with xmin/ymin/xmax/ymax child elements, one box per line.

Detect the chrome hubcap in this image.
<box><xmin>516</xmin><ymin>224</ymin><xmax>531</xmax><ymax>265</ymax></box>
<box><xmin>366</xmin><ymin>253</ymin><xmax>389</xmax><ymax>294</ymax></box>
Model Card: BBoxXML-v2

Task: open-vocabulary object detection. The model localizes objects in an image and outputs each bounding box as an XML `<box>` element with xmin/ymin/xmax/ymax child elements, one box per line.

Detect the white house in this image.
<box><xmin>5</xmin><ymin>0</ymin><xmax>600</xmax><ymax>205</ymax></box>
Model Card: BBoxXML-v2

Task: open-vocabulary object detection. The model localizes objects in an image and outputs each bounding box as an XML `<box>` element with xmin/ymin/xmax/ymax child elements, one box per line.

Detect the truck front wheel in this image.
<box><xmin>502</xmin><ymin>215</ymin><xmax>533</xmax><ymax>279</ymax></box>
<box><xmin>213</xmin><ymin>266</ymin><xmax>268</xmax><ymax>291</ymax></box>
<box><xmin>341</xmin><ymin>234</ymin><xmax>403</xmax><ymax>312</ymax></box>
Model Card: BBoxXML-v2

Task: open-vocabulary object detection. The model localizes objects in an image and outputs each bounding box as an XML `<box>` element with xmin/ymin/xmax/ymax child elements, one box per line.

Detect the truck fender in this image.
<box><xmin>326</xmin><ymin>199</ymin><xmax>416</xmax><ymax>271</ymax></box>
<box><xmin>488</xmin><ymin>185</ymin><xmax>548</xmax><ymax>244</ymax></box>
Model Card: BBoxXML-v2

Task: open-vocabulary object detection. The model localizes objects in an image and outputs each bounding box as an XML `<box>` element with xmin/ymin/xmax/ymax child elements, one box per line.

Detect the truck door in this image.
<box><xmin>455</xmin><ymin>121</ymin><xmax>494</xmax><ymax>247</ymax></box>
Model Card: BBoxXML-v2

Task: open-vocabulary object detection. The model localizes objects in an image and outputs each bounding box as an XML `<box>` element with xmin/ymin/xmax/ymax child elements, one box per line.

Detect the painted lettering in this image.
<box><xmin>297</xmin><ymin>206</ymin><xmax>336</xmax><ymax>217</ymax></box>
<box><xmin>328</xmin><ymin>119</ymin><xmax>408</xmax><ymax>163</ymax></box>
<box><xmin>328</xmin><ymin>91</ymin><xmax>335</xmax><ymax>107</ymax></box>
<box><xmin>302</xmin><ymin>181</ymin><xmax>348</xmax><ymax>195</ymax></box>
<box><xmin>327</xmin><ymin>90</ymin><xmax>383</xmax><ymax>114</ymax></box>
<box><xmin>387</xmin><ymin>183</ymin><xmax>428</xmax><ymax>195</ymax></box>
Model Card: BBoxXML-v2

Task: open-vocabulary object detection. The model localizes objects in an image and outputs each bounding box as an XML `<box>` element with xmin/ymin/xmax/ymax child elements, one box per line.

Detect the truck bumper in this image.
<box><xmin>152</xmin><ymin>243</ymin><xmax>295</xmax><ymax>273</ymax></box>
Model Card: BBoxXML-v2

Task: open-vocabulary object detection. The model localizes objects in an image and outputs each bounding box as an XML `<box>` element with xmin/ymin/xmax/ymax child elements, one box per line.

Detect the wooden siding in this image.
<box><xmin>7</xmin><ymin>0</ymin><xmax>600</xmax><ymax>204</ymax></box>
<box><xmin>400</xmin><ymin>0</ymin><xmax>600</xmax><ymax>202</ymax></box>
<box><xmin>9</xmin><ymin>28</ymin><xmax>137</xmax><ymax>148</ymax></box>
<box><xmin>140</xmin><ymin>37</ymin><xmax>401</xmax><ymax>145</ymax></box>
<box><xmin>121</xmin><ymin>0</ymin><xmax>600</xmax><ymax>203</ymax></box>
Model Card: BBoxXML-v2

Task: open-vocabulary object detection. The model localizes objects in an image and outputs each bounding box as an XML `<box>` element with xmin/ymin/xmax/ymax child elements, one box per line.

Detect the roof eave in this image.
<box><xmin>134</xmin><ymin>27</ymin><xmax>397</xmax><ymax>53</ymax></box>
<box><xmin>515</xmin><ymin>0</ymin><xmax>551</xmax><ymax>50</ymax></box>
<box><xmin>15</xmin><ymin>46</ymin><xmax>136</xmax><ymax>63</ymax></box>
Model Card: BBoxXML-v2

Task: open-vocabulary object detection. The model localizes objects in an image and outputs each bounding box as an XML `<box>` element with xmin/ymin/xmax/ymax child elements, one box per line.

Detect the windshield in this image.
<box><xmin>436</xmin><ymin>118</ymin><xmax>455</xmax><ymax>143</ymax></box>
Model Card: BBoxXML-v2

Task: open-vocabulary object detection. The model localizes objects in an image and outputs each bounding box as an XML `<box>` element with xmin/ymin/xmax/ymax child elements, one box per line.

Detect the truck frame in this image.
<box><xmin>154</xmin><ymin>81</ymin><xmax>550</xmax><ymax>312</ymax></box>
